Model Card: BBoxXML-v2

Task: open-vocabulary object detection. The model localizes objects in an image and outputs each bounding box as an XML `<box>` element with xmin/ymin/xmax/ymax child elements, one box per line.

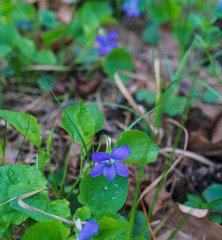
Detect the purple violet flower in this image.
<box><xmin>121</xmin><ymin>0</ymin><xmax>141</xmax><ymax>18</ymax></box>
<box><xmin>96</xmin><ymin>30</ymin><xmax>118</xmax><ymax>56</ymax></box>
<box><xmin>78</xmin><ymin>220</ymin><xmax>99</xmax><ymax>240</ymax></box>
<box><xmin>90</xmin><ymin>146</ymin><xmax>130</xmax><ymax>181</ymax></box>
<box><xmin>15</xmin><ymin>21</ymin><xmax>23</xmax><ymax>29</ymax></box>
<box><xmin>24</xmin><ymin>20</ymin><xmax>31</xmax><ymax>30</ymax></box>
<box><xmin>218</xmin><ymin>0</ymin><xmax>222</xmax><ymax>11</ymax></box>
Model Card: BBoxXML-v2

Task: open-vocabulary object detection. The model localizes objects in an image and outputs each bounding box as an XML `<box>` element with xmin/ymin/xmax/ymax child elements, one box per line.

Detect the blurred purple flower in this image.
<box><xmin>218</xmin><ymin>0</ymin><xmax>222</xmax><ymax>11</ymax></box>
<box><xmin>90</xmin><ymin>146</ymin><xmax>130</xmax><ymax>181</ymax></box>
<box><xmin>96</xmin><ymin>30</ymin><xmax>118</xmax><ymax>56</ymax></box>
<box><xmin>24</xmin><ymin>20</ymin><xmax>31</xmax><ymax>30</ymax></box>
<box><xmin>78</xmin><ymin>220</ymin><xmax>99</xmax><ymax>240</ymax></box>
<box><xmin>15</xmin><ymin>21</ymin><xmax>23</xmax><ymax>29</ymax></box>
<box><xmin>15</xmin><ymin>20</ymin><xmax>31</xmax><ymax>30</ymax></box>
<box><xmin>121</xmin><ymin>0</ymin><xmax>141</xmax><ymax>18</ymax></box>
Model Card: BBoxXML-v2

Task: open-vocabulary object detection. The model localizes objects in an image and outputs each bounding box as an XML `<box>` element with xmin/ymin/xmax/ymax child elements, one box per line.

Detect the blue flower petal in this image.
<box><xmin>114</xmin><ymin>162</ymin><xmax>129</xmax><ymax>177</ymax></box>
<box><xmin>111</xmin><ymin>146</ymin><xmax>130</xmax><ymax>160</ymax></box>
<box><xmin>219</xmin><ymin>0</ymin><xmax>222</xmax><ymax>11</ymax></box>
<box><xmin>92</xmin><ymin>152</ymin><xmax>111</xmax><ymax>163</ymax></box>
<box><xmin>121</xmin><ymin>0</ymin><xmax>141</xmax><ymax>18</ymax></box>
<box><xmin>96</xmin><ymin>35</ymin><xmax>106</xmax><ymax>45</ymax></box>
<box><xmin>108</xmin><ymin>30</ymin><xmax>118</xmax><ymax>40</ymax></box>
<box><xmin>78</xmin><ymin>220</ymin><xmax>99</xmax><ymax>240</ymax></box>
<box><xmin>90</xmin><ymin>162</ymin><xmax>106</xmax><ymax>177</ymax></box>
<box><xmin>103</xmin><ymin>164</ymin><xmax>116</xmax><ymax>181</ymax></box>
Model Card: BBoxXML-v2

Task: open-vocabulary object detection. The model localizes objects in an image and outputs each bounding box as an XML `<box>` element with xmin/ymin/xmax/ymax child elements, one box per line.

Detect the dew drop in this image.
<box><xmin>32</xmin><ymin>179</ymin><xmax>37</xmax><ymax>184</ymax></box>
<box><xmin>112</xmin><ymin>197</ymin><xmax>115</xmax><ymax>200</ymax></box>
<box><xmin>103</xmin><ymin>186</ymin><xmax>108</xmax><ymax>190</ymax></box>
<box><xmin>114</xmin><ymin>184</ymin><xmax>118</xmax><ymax>188</ymax></box>
<box><xmin>104</xmin><ymin>201</ymin><xmax>108</xmax><ymax>205</ymax></box>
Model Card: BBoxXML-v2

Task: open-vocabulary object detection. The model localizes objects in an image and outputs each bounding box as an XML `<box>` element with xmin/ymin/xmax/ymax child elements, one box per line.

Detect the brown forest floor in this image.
<box><xmin>1</xmin><ymin>0</ymin><xmax>222</xmax><ymax>239</ymax></box>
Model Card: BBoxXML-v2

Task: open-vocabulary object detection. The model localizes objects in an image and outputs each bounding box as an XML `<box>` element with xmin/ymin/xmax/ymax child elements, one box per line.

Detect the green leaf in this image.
<box><xmin>0</xmin><ymin>25</ymin><xmax>19</xmax><ymax>46</ymax></box>
<box><xmin>35</xmin><ymin>49</ymin><xmax>57</xmax><ymax>65</ymax></box>
<box><xmin>46</xmin><ymin>127</ymin><xmax>54</xmax><ymax>156</ymax></box>
<box><xmin>0</xmin><ymin>43</ymin><xmax>12</xmax><ymax>57</ymax></box>
<box><xmin>131</xmin><ymin>238</ymin><xmax>146</xmax><ymax>240</ymax></box>
<box><xmin>164</xmin><ymin>94</ymin><xmax>186</xmax><ymax>116</ymax></box>
<box><xmin>61</xmin><ymin>102</ymin><xmax>104</xmax><ymax>143</ymax></box>
<box><xmin>77</xmin><ymin>101</ymin><xmax>95</xmax><ymax>137</ymax></box>
<box><xmin>0</xmin><ymin>109</ymin><xmax>42</xmax><ymax>149</ymax></box>
<box><xmin>102</xmin><ymin>48</ymin><xmax>134</xmax><ymax>83</ymax></box>
<box><xmin>135</xmin><ymin>89</ymin><xmax>156</xmax><ymax>104</ymax></box>
<box><xmin>22</xmin><ymin>221</ymin><xmax>70</xmax><ymax>240</ymax></box>
<box><xmin>207</xmin><ymin>198</ymin><xmax>222</xmax><ymax>209</ymax></box>
<box><xmin>42</xmin><ymin>27</ymin><xmax>67</xmax><ymax>46</ymax></box>
<box><xmin>77</xmin><ymin>3</ymin><xmax>100</xmax><ymax>36</ymax></box>
<box><xmin>74</xmin><ymin>206</ymin><xmax>91</xmax><ymax>221</ymax></box>
<box><xmin>0</xmin><ymin>212</ymin><xmax>9</xmax><ymax>235</ymax></box>
<box><xmin>78</xmin><ymin>175</ymin><xmax>128</xmax><ymax>214</ymax></box>
<box><xmin>38</xmin><ymin>9</ymin><xmax>61</xmax><ymax>29</ymax></box>
<box><xmin>184</xmin><ymin>194</ymin><xmax>204</xmax><ymax>208</ymax></box>
<box><xmin>0</xmin><ymin>164</ymin><xmax>46</xmax><ymax>225</ymax></box>
<box><xmin>142</xmin><ymin>24</ymin><xmax>160</xmax><ymax>45</ymax></box>
<box><xmin>67</xmin><ymin>20</ymin><xmax>85</xmax><ymax>44</ymax></box>
<box><xmin>202</xmin><ymin>184</ymin><xmax>222</xmax><ymax>210</ymax></box>
<box><xmin>10</xmin><ymin>1</ymin><xmax>35</xmax><ymax>22</ymax></box>
<box><xmin>115</xmin><ymin>130</ymin><xmax>160</xmax><ymax>164</ymax></box>
<box><xmin>132</xmin><ymin>211</ymin><xmax>150</xmax><ymax>238</ymax></box>
<box><xmin>77</xmin><ymin>1</ymin><xmax>113</xmax><ymax>36</ymax></box>
<box><xmin>209</xmin><ymin>213</ymin><xmax>222</xmax><ymax>224</ymax></box>
<box><xmin>93</xmin><ymin>215</ymin><xmax>128</xmax><ymax>240</ymax></box>
<box><xmin>37</xmin><ymin>74</ymin><xmax>54</xmax><ymax>92</ymax></box>
<box><xmin>187</xmin><ymin>194</ymin><xmax>204</xmax><ymax>203</ymax></box>
<box><xmin>8</xmin><ymin>185</ymin><xmax>71</xmax><ymax>222</ymax></box>
<box><xmin>203</xmin><ymin>89</ymin><xmax>218</xmax><ymax>103</ymax></box>
<box><xmin>17</xmin><ymin>37</ymin><xmax>36</xmax><ymax>60</ymax></box>
<box><xmin>150</xmin><ymin>1</ymin><xmax>181</xmax><ymax>24</ymax></box>
<box><xmin>85</xmin><ymin>104</ymin><xmax>105</xmax><ymax>134</ymax></box>
<box><xmin>36</xmin><ymin>151</ymin><xmax>47</xmax><ymax>173</ymax></box>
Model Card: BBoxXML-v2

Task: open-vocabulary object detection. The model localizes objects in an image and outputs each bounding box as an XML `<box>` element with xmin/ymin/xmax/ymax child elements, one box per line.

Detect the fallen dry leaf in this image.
<box><xmin>157</xmin><ymin>203</ymin><xmax>222</xmax><ymax>240</ymax></box>
<box><xmin>211</xmin><ymin>114</ymin><xmax>222</xmax><ymax>144</ymax></box>
<box><xmin>144</xmin><ymin>188</ymin><xmax>172</xmax><ymax>216</ymax></box>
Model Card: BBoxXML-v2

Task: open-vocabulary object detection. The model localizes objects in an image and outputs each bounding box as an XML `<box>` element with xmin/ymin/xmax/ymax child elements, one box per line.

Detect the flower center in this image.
<box><xmin>105</xmin><ymin>158</ymin><xmax>115</xmax><ymax>166</ymax></box>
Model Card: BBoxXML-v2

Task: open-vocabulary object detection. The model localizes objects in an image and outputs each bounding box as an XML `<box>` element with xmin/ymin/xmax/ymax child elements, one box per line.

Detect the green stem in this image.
<box><xmin>15</xmin><ymin>121</ymin><xmax>30</xmax><ymax>163</ymax></box>
<box><xmin>47</xmin><ymin>162</ymin><xmax>58</xmax><ymax>193</ymax></box>
<box><xmin>5</xmin><ymin>229</ymin><xmax>12</xmax><ymax>240</ymax></box>
<box><xmin>66</xmin><ymin>177</ymin><xmax>81</xmax><ymax>200</ymax></box>
<box><xmin>126</xmin><ymin>164</ymin><xmax>145</xmax><ymax>240</ymax></box>
<box><xmin>3</xmin><ymin>121</ymin><xmax>7</xmax><ymax>155</ymax></box>
<box><xmin>60</xmin><ymin>142</ymin><xmax>74</xmax><ymax>194</ymax></box>
<box><xmin>205</xmin><ymin>47</ymin><xmax>222</xmax><ymax>85</ymax></box>
<box><xmin>0</xmin><ymin>139</ymin><xmax>6</xmax><ymax>166</ymax></box>
<box><xmin>139</xmin><ymin>84</ymin><xmax>194</xmax><ymax>238</ymax></box>
<box><xmin>0</xmin><ymin>70</ymin><xmax>3</xmax><ymax>107</ymax></box>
